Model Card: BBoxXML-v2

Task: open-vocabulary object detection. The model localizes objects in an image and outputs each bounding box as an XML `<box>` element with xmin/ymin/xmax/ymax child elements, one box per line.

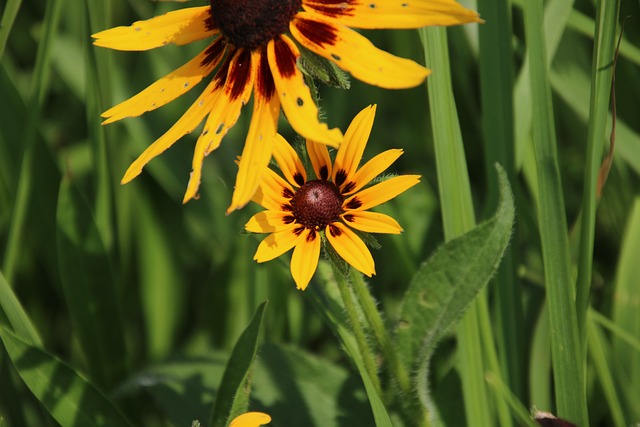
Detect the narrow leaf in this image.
<box><xmin>0</xmin><ymin>327</ymin><xmax>134</xmax><ymax>427</ymax></box>
<box><xmin>0</xmin><ymin>272</ymin><xmax>42</xmax><ymax>347</ymax></box>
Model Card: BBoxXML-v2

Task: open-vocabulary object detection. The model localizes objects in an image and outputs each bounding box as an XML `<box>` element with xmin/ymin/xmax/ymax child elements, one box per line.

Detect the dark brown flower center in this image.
<box><xmin>210</xmin><ymin>0</ymin><xmax>301</xmax><ymax>50</ymax></box>
<box><xmin>291</xmin><ymin>180</ymin><xmax>344</xmax><ymax>230</ymax></box>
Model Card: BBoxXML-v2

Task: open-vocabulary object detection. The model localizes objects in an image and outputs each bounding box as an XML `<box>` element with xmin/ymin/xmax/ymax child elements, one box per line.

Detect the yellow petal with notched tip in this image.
<box><xmin>303</xmin><ymin>0</ymin><xmax>483</xmax><ymax>30</ymax></box>
<box><xmin>290</xmin><ymin>229</ymin><xmax>321</xmax><ymax>290</ymax></box>
<box><xmin>291</xmin><ymin>13</ymin><xmax>430</xmax><ymax>89</ymax></box>
<box><xmin>245</xmin><ymin>211</ymin><xmax>296</xmax><ymax>234</ymax></box>
<box><xmin>345</xmin><ymin>149</ymin><xmax>404</xmax><ymax>195</ymax></box>
<box><xmin>267</xmin><ymin>36</ymin><xmax>342</xmax><ymax>147</ymax></box>
<box><xmin>273</xmin><ymin>134</ymin><xmax>307</xmax><ymax>187</ymax></box>
<box><xmin>326</xmin><ymin>222</ymin><xmax>375</xmax><ymax>276</ymax></box>
<box><xmin>341</xmin><ymin>211</ymin><xmax>403</xmax><ymax>234</ymax></box>
<box><xmin>306</xmin><ymin>139</ymin><xmax>333</xmax><ymax>181</ymax></box>
<box><xmin>333</xmin><ymin>105</ymin><xmax>376</xmax><ymax>183</ymax></box>
<box><xmin>92</xmin><ymin>6</ymin><xmax>216</xmax><ymax>51</ymax></box>
<box><xmin>344</xmin><ymin>175</ymin><xmax>420</xmax><ymax>211</ymax></box>
<box><xmin>121</xmin><ymin>78</ymin><xmax>219</xmax><ymax>185</ymax></box>
<box><xmin>254</xmin><ymin>227</ymin><xmax>303</xmax><ymax>263</ymax></box>
<box><xmin>229</xmin><ymin>412</ymin><xmax>272</xmax><ymax>427</ymax></box>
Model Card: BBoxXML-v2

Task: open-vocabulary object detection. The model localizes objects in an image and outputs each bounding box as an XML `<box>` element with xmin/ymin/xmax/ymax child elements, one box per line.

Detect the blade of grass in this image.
<box><xmin>419</xmin><ymin>26</ymin><xmax>497</xmax><ymax>427</ymax></box>
<box><xmin>2</xmin><ymin>0</ymin><xmax>65</xmax><ymax>283</ymax></box>
<box><xmin>0</xmin><ymin>0</ymin><xmax>24</xmax><ymax>60</ymax></box>
<box><xmin>523</xmin><ymin>1</ymin><xmax>587</xmax><ymax>424</ymax></box>
<box><xmin>0</xmin><ymin>272</ymin><xmax>42</xmax><ymax>347</ymax></box>
<box><xmin>477</xmin><ymin>0</ymin><xmax>523</xmax><ymax>406</ymax></box>
<box><xmin>575</xmin><ymin>0</ymin><xmax>620</xmax><ymax>351</ymax></box>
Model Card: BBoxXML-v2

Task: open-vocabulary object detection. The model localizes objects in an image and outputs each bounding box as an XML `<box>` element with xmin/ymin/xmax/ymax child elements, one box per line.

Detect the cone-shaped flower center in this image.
<box><xmin>291</xmin><ymin>180</ymin><xmax>344</xmax><ymax>230</ymax></box>
<box><xmin>210</xmin><ymin>0</ymin><xmax>301</xmax><ymax>50</ymax></box>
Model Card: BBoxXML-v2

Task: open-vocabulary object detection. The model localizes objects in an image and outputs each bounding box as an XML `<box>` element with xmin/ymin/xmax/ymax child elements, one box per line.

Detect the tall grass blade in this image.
<box><xmin>0</xmin><ymin>272</ymin><xmax>42</xmax><ymax>347</ymax></box>
<box><xmin>0</xmin><ymin>0</ymin><xmax>24</xmax><ymax>60</ymax></box>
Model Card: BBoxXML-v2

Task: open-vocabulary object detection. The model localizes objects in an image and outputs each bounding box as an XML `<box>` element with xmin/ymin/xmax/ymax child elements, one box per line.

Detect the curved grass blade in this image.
<box><xmin>0</xmin><ymin>272</ymin><xmax>42</xmax><ymax>347</ymax></box>
<box><xmin>0</xmin><ymin>327</ymin><xmax>134</xmax><ymax>427</ymax></box>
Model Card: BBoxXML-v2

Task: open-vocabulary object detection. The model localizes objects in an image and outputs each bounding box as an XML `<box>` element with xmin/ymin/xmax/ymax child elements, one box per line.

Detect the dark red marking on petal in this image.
<box><xmin>281</xmin><ymin>204</ymin><xmax>293</xmax><ymax>212</ymax></box>
<box><xmin>335</xmin><ymin>169</ymin><xmax>347</xmax><ymax>187</ymax></box>
<box><xmin>319</xmin><ymin>165</ymin><xmax>329</xmax><ymax>180</ymax></box>
<box><xmin>293</xmin><ymin>225</ymin><xmax>305</xmax><ymax>236</ymax></box>
<box><xmin>283</xmin><ymin>187</ymin><xmax>295</xmax><ymax>199</ymax></box>
<box><xmin>342</xmin><ymin>181</ymin><xmax>355</xmax><ymax>194</ymax></box>
<box><xmin>345</xmin><ymin>197</ymin><xmax>362</xmax><ymax>210</ymax></box>
<box><xmin>255</xmin><ymin>49</ymin><xmax>276</xmax><ymax>100</ymax></box>
<box><xmin>227</xmin><ymin>49</ymin><xmax>253</xmax><ymax>100</ymax></box>
<box><xmin>328</xmin><ymin>223</ymin><xmax>342</xmax><ymax>237</ymax></box>
<box><xmin>293</xmin><ymin>172</ymin><xmax>305</xmax><ymax>187</ymax></box>
<box><xmin>212</xmin><ymin>51</ymin><xmax>234</xmax><ymax>90</ymax></box>
<box><xmin>205</xmin><ymin>6</ymin><xmax>217</xmax><ymax>32</ymax></box>
<box><xmin>343</xmin><ymin>214</ymin><xmax>355</xmax><ymax>222</ymax></box>
<box><xmin>272</xmin><ymin>37</ymin><xmax>298</xmax><ymax>79</ymax></box>
<box><xmin>201</xmin><ymin>37</ymin><xmax>226</xmax><ymax>67</ymax></box>
<box><xmin>306</xmin><ymin>228</ymin><xmax>317</xmax><ymax>242</ymax></box>
<box><xmin>304</xmin><ymin>1</ymin><xmax>355</xmax><ymax>18</ymax></box>
<box><xmin>294</xmin><ymin>17</ymin><xmax>338</xmax><ymax>47</ymax></box>
<box><xmin>283</xmin><ymin>215</ymin><xmax>296</xmax><ymax>224</ymax></box>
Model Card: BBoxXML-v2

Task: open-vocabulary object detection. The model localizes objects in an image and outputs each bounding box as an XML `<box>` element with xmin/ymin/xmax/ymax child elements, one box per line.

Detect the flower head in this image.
<box><xmin>93</xmin><ymin>1</ymin><xmax>479</xmax><ymax>212</ymax></box>
<box><xmin>246</xmin><ymin>105</ymin><xmax>420</xmax><ymax>290</ymax></box>
<box><xmin>229</xmin><ymin>412</ymin><xmax>271</xmax><ymax>427</ymax></box>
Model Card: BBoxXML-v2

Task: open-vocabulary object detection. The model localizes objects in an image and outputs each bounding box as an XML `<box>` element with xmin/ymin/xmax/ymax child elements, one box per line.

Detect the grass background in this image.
<box><xmin>1</xmin><ymin>0</ymin><xmax>640</xmax><ymax>425</ymax></box>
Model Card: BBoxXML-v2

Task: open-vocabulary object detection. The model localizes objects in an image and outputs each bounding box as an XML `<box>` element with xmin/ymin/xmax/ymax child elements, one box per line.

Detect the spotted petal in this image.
<box><xmin>344</xmin><ymin>175</ymin><xmax>420</xmax><ymax>211</ymax></box>
<box><xmin>303</xmin><ymin>0</ymin><xmax>483</xmax><ymax>29</ymax></box>
<box><xmin>342</xmin><ymin>211</ymin><xmax>403</xmax><ymax>234</ymax></box>
<box><xmin>254</xmin><ymin>227</ymin><xmax>303</xmax><ymax>263</ymax></box>
<box><xmin>291</xmin><ymin>13</ymin><xmax>430</xmax><ymax>88</ymax></box>
<box><xmin>326</xmin><ymin>222</ymin><xmax>375</xmax><ymax>276</ymax></box>
<box><xmin>290</xmin><ymin>229</ymin><xmax>321</xmax><ymax>290</ymax></box>
<box><xmin>92</xmin><ymin>6</ymin><xmax>216</xmax><ymax>51</ymax></box>
<box><xmin>268</xmin><ymin>36</ymin><xmax>342</xmax><ymax>147</ymax></box>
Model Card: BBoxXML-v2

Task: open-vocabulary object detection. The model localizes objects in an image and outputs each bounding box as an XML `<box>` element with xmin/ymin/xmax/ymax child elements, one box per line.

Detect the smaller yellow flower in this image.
<box><xmin>245</xmin><ymin>105</ymin><xmax>420</xmax><ymax>290</ymax></box>
<box><xmin>229</xmin><ymin>412</ymin><xmax>271</xmax><ymax>427</ymax></box>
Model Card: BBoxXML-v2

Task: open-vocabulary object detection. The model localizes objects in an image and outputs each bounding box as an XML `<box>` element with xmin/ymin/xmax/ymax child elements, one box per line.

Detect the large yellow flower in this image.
<box><xmin>93</xmin><ymin>1</ymin><xmax>479</xmax><ymax>212</ymax></box>
<box><xmin>246</xmin><ymin>105</ymin><xmax>419</xmax><ymax>290</ymax></box>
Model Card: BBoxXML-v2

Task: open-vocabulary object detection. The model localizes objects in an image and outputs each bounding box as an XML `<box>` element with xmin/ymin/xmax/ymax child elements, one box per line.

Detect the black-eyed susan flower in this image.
<box><xmin>245</xmin><ymin>105</ymin><xmax>419</xmax><ymax>290</ymax></box>
<box><xmin>229</xmin><ymin>412</ymin><xmax>271</xmax><ymax>427</ymax></box>
<box><xmin>93</xmin><ymin>1</ymin><xmax>480</xmax><ymax>212</ymax></box>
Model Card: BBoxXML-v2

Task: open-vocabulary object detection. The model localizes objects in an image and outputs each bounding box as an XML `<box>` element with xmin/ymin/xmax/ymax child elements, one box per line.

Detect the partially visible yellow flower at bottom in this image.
<box><xmin>245</xmin><ymin>105</ymin><xmax>420</xmax><ymax>290</ymax></box>
<box><xmin>229</xmin><ymin>412</ymin><xmax>271</xmax><ymax>427</ymax></box>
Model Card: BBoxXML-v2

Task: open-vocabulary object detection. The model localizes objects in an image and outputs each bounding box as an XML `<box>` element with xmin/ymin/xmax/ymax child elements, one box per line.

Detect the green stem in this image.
<box><xmin>333</xmin><ymin>266</ymin><xmax>382</xmax><ymax>396</ymax></box>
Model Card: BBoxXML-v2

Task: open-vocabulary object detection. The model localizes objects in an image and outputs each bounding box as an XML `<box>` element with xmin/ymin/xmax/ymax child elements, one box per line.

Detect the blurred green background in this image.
<box><xmin>1</xmin><ymin>0</ymin><xmax>640</xmax><ymax>426</ymax></box>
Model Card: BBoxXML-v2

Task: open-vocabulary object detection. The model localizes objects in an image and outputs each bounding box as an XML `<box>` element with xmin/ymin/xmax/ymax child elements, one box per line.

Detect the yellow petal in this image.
<box><xmin>267</xmin><ymin>36</ymin><xmax>342</xmax><ymax>147</ymax></box>
<box><xmin>303</xmin><ymin>0</ymin><xmax>483</xmax><ymax>29</ymax></box>
<box><xmin>291</xmin><ymin>13</ymin><xmax>430</xmax><ymax>89</ymax></box>
<box><xmin>254</xmin><ymin>227</ymin><xmax>303</xmax><ymax>263</ymax></box>
<box><xmin>245</xmin><ymin>211</ymin><xmax>296</xmax><ymax>234</ymax></box>
<box><xmin>306</xmin><ymin>139</ymin><xmax>333</xmax><ymax>181</ymax></box>
<box><xmin>326</xmin><ymin>223</ymin><xmax>375</xmax><ymax>276</ymax></box>
<box><xmin>102</xmin><ymin>41</ymin><xmax>226</xmax><ymax>124</ymax></box>
<box><xmin>183</xmin><ymin>49</ymin><xmax>256</xmax><ymax>203</ymax></box>
<box><xmin>251</xmin><ymin>168</ymin><xmax>295</xmax><ymax>211</ymax></box>
<box><xmin>333</xmin><ymin>105</ymin><xmax>375</xmax><ymax>185</ymax></box>
<box><xmin>273</xmin><ymin>134</ymin><xmax>307</xmax><ymax>187</ymax></box>
<box><xmin>290</xmin><ymin>229</ymin><xmax>321</xmax><ymax>290</ymax></box>
<box><xmin>121</xmin><ymin>78</ymin><xmax>219</xmax><ymax>185</ymax></box>
<box><xmin>92</xmin><ymin>6</ymin><xmax>216</xmax><ymax>51</ymax></box>
<box><xmin>341</xmin><ymin>211</ymin><xmax>403</xmax><ymax>234</ymax></box>
<box><xmin>346</xmin><ymin>149</ymin><xmax>404</xmax><ymax>195</ymax></box>
<box><xmin>227</xmin><ymin>73</ymin><xmax>281</xmax><ymax>213</ymax></box>
<box><xmin>229</xmin><ymin>412</ymin><xmax>272</xmax><ymax>427</ymax></box>
<box><xmin>344</xmin><ymin>175</ymin><xmax>420</xmax><ymax>211</ymax></box>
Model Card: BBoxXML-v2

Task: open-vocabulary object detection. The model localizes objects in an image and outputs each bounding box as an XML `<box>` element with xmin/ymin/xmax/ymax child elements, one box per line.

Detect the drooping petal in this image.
<box><xmin>267</xmin><ymin>36</ymin><xmax>342</xmax><ymax>147</ymax></box>
<box><xmin>344</xmin><ymin>148</ymin><xmax>403</xmax><ymax>195</ymax></box>
<box><xmin>246</xmin><ymin>211</ymin><xmax>297</xmax><ymax>233</ymax></box>
<box><xmin>291</xmin><ymin>13</ymin><xmax>430</xmax><ymax>89</ymax></box>
<box><xmin>306</xmin><ymin>139</ymin><xmax>333</xmax><ymax>181</ymax></box>
<box><xmin>251</xmin><ymin>168</ymin><xmax>295</xmax><ymax>211</ymax></box>
<box><xmin>254</xmin><ymin>226</ymin><xmax>304</xmax><ymax>263</ymax></box>
<box><xmin>343</xmin><ymin>175</ymin><xmax>420</xmax><ymax>211</ymax></box>
<box><xmin>183</xmin><ymin>48</ymin><xmax>256</xmax><ymax>203</ymax></box>
<box><xmin>341</xmin><ymin>211</ymin><xmax>403</xmax><ymax>234</ymax></box>
<box><xmin>92</xmin><ymin>6</ymin><xmax>216</xmax><ymax>51</ymax></box>
<box><xmin>121</xmin><ymin>78</ymin><xmax>219</xmax><ymax>185</ymax></box>
<box><xmin>290</xmin><ymin>229</ymin><xmax>321</xmax><ymax>290</ymax></box>
<box><xmin>227</xmin><ymin>51</ymin><xmax>281</xmax><ymax>213</ymax></box>
<box><xmin>273</xmin><ymin>134</ymin><xmax>307</xmax><ymax>187</ymax></box>
<box><xmin>303</xmin><ymin>0</ymin><xmax>483</xmax><ymax>29</ymax></box>
<box><xmin>326</xmin><ymin>222</ymin><xmax>375</xmax><ymax>276</ymax></box>
<box><xmin>229</xmin><ymin>412</ymin><xmax>272</xmax><ymax>427</ymax></box>
<box><xmin>333</xmin><ymin>105</ymin><xmax>375</xmax><ymax>186</ymax></box>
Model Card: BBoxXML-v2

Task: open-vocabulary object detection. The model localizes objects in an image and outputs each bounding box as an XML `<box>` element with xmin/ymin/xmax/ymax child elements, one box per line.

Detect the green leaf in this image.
<box><xmin>395</xmin><ymin>165</ymin><xmax>514</xmax><ymax>389</ymax></box>
<box><xmin>210</xmin><ymin>301</ymin><xmax>268</xmax><ymax>427</ymax></box>
<box><xmin>0</xmin><ymin>327</ymin><xmax>134</xmax><ymax>427</ymax></box>
<box><xmin>0</xmin><ymin>272</ymin><xmax>42</xmax><ymax>347</ymax></box>
<box><xmin>56</xmin><ymin>176</ymin><xmax>127</xmax><ymax>387</ymax></box>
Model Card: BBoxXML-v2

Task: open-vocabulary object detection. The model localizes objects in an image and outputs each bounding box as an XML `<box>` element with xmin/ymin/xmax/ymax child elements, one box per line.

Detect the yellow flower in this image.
<box><xmin>246</xmin><ymin>105</ymin><xmax>419</xmax><ymax>290</ymax></box>
<box><xmin>229</xmin><ymin>412</ymin><xmax>271</xmax><ymax>427</ymax></box>
<box><xmin>93</xmin><ymin>1</ymin><xmax>480</xmax><ymax>212</ymax></box>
